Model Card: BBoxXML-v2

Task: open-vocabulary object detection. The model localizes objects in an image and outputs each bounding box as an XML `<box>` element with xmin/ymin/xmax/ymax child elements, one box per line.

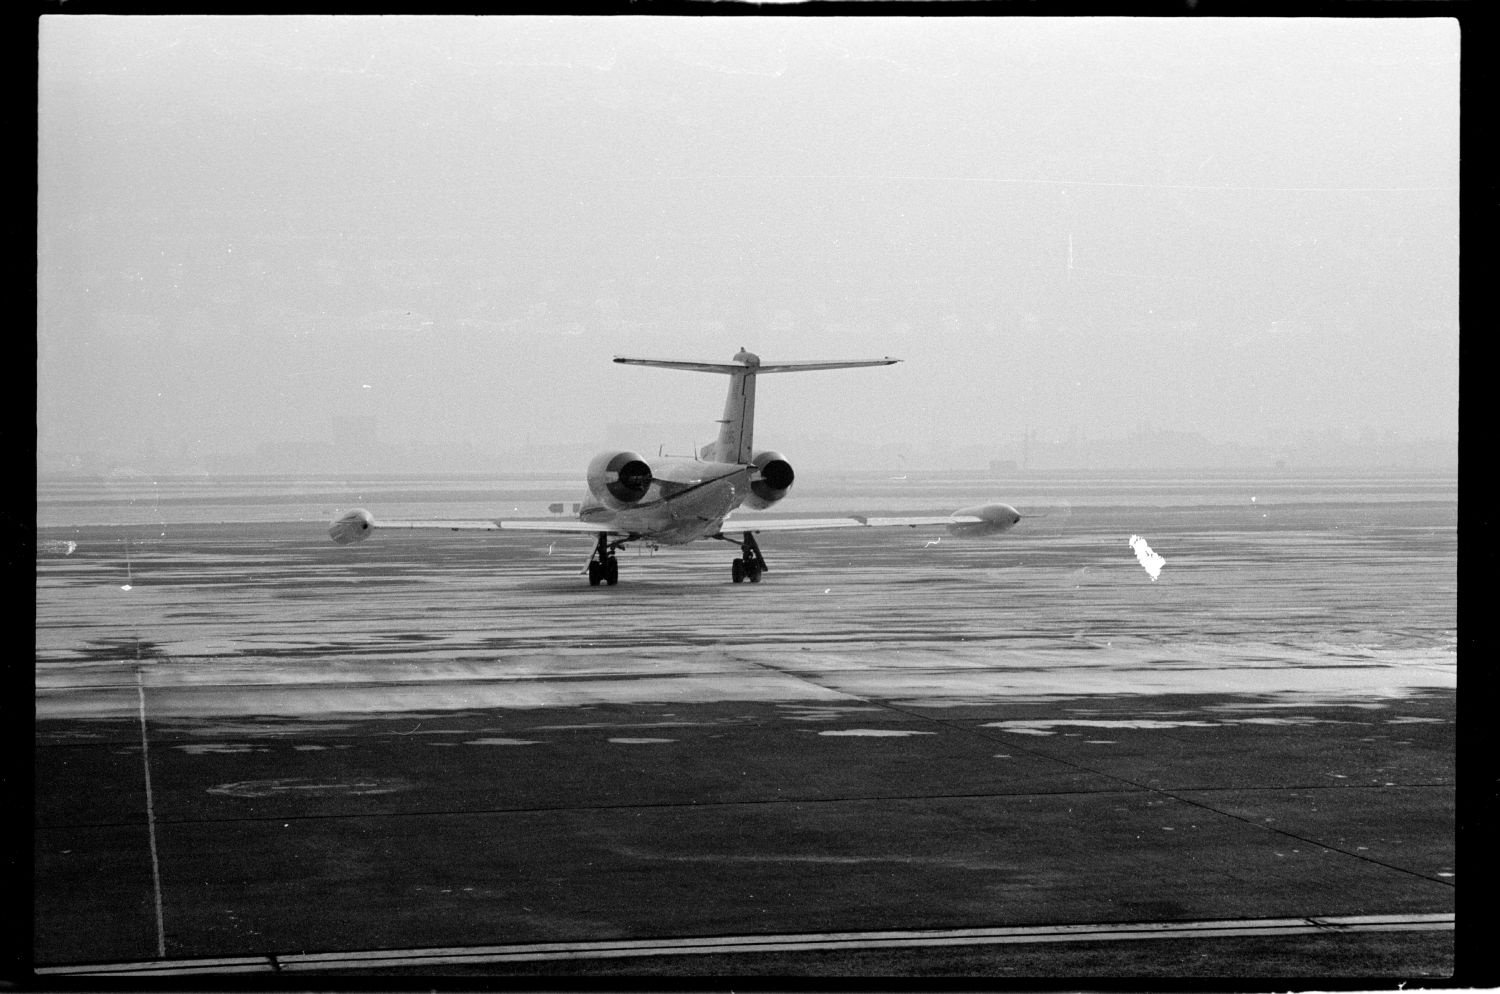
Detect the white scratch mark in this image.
<box><xmin>1129</xmin><ymin>535</ymin><xmax>1165</xmax><ymax>581</ymax></box>
<box><xmin>923</xmin><ymin>537</ymin><xmax>942</xmax><ymax>549</ymax></box>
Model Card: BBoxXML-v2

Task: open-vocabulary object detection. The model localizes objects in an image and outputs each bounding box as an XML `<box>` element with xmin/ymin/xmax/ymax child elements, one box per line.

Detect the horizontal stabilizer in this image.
<box><xmin>613</xmin><ymin>358</ymin><xmax>746</xmax><ymax>374</ymax></box>
<box><xmin>616</xmin><ymin>349</ymin><xmax>901</xmax><ymax>464</ymax></box>
<box><xmin>614</xmin><ymin>355</ymin><xmax>900</xmax><ymax>374</ymax></box>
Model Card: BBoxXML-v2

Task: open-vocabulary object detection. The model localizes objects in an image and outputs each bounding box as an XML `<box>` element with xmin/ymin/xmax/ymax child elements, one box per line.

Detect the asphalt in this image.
<box><xmin>32</xmin><ymin>496</ymin><xmax>1458</xmax><ymax>978</ymax></box>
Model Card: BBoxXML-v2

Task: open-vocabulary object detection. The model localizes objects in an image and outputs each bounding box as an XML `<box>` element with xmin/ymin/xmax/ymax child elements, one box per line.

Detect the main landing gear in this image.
<box><xmin>587</xmin><ymin>532</ymin><xmax>624</xmax><ymax>586</ymax></box>
<box><xmin>723</xmin><ymin>531</ymin><xmax>768</xmax><ymax>584</ymax></box>
<box><xmin>586</xmin><ymin>531</ymin><xmax>768</xmax><ymax>586</ymax></box>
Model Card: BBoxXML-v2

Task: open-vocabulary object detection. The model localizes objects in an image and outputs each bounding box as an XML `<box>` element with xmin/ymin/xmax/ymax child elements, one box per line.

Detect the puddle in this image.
<box><xmin>818</xmin><ymin>729</ymin><xmax>936</xmax><ymax>737</ymax></box>
<box><xmin>984</xmin><ymin>719</ymin><xmax>1219</xmax><ymax>735</ymax></box>
<box><xmin>207</xmin><ymin>777</ymin><xmax>411</xmax><ymax>798</ymax></box>
<box><xmin>163</xmin><ymin>721</ymin><xmax>357</xmax><ymax>737</ymax></box>
<box><xmin>1232</xmin><ymin>716</ymin><xmax>1351</xmax><ymax>725</ymax></box>
<box><xmin>983</xmin><ymin>715</ymin><xmax>1359</xmax><ymax>735</ymax></box>
<box><xmin>778</xmin><ymin>704</ymin><xmax>887</xmax><ymax>722</ymax></box>
<box><xmin>174</xmin><ymin>743</ymin><xmax>267</xmax><ymax>754</ymax></box>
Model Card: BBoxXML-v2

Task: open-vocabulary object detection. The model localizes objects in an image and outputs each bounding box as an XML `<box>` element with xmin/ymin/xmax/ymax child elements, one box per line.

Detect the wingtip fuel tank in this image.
<box><xmin>948</xmin><ymin>503</ymin><xmax>1023</xmax><ymax>536</ymax></box>
<box><xmin>329</xmin><ymin>508</ymin><xmax>376</xmax><ymax>544</ymax></box>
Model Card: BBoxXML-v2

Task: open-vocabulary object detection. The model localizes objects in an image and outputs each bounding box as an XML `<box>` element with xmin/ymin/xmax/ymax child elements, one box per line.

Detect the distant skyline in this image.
<box><xmin>37</xmin><ymin>422</ymin><xmax>1456</xmax><ymax>477</ymax></box>
<box><xmin>38</xmin><ymin>17</ymin><xmax>1459</xmax><ymax>475</ymax></box>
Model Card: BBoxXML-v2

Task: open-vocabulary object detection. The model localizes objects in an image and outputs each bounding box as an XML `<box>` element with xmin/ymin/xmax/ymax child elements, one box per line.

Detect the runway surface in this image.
<box><xmin>34</xmin><ymin>471</ymin><xmax>1457</xmax><ymax>978</ymax></box>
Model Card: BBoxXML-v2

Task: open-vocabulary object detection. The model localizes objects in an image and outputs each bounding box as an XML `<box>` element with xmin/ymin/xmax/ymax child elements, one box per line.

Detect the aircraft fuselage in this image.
<box><xmin>579</xmin><ymin>456</ymin><xmax>753</xmax><ymax>544</ymax></box>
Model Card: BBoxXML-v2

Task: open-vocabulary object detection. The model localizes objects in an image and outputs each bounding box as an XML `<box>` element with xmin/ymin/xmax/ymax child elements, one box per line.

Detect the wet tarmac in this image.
<box><xmin>33</xmin><ymin>473</ymin><xmax>1457</xmax><ymax>977</ymax></box>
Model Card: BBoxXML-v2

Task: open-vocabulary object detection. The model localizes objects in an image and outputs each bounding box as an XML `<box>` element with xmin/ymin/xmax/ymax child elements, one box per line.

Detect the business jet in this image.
<box><xmin>329</xmin><ymin>349</ymin><xmax>1022</xmax><ymax>585</ymax></box>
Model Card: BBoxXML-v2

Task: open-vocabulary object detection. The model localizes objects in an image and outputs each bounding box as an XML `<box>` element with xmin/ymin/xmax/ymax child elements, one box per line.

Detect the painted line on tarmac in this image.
<box><xmin>135</xmin><ymin>667</ymin><xmax>166</xmax><ymax>959</ymax></box>
<box><xmin>36</xmin><ymin>912</ymin><xmax>1453</xmax><ymax>976</ymax></box>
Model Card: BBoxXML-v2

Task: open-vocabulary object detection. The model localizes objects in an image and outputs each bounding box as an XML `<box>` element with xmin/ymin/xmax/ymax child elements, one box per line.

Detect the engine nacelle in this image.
<box><xmin>586</xmin><ymin>450</ymin><xmax>654</xmax><ymax>508</ymax></box>
<box><xmin>745</xmin><ymin>450</ymin><xmax>795</xmax><ymax>510</ymax></box>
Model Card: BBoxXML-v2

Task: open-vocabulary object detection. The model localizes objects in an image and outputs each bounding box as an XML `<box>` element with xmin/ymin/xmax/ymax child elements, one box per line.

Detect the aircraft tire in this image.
<box><xmin>604</xmin><ymin>557</ymin><xmax>619</xmax><ymax>585</ymax></box>
<box><xmin>588</xmin><ymin>561</ymin><xmax>603</xmax><ymax>586</ymax></box>
<box><xmin>747</xmin><ymin>566</ymin><xmax>761</xmax><ymax>583</ymax></box>
<box><xmin>732</xmin><ymin>558</ymin><xmax>745</xmax><ymax>583</ymax></box>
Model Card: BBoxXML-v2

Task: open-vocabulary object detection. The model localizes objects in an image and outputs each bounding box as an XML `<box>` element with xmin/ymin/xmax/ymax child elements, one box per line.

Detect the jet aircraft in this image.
<box><xmin>329</xmin><ymin>349</ymin><xmax>1022</xmax><ymax>585</ymax></box>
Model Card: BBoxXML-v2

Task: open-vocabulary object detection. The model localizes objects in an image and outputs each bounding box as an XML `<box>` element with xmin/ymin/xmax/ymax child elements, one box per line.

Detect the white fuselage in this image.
<box><xmin>578</xmin><ymin>456</ymin><xmax>755</xmax><ymax>544</ymax></box>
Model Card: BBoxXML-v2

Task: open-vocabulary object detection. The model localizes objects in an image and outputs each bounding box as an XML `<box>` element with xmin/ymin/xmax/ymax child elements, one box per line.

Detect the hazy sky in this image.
<box><xmin>37</xmin><ymin>16</ymin><xmax>1459</xmax><ymax>472</ymax></box>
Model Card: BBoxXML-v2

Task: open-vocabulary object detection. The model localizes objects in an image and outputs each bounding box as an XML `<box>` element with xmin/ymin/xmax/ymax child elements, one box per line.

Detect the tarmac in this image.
<box><xmin>32</xmin><ymin>490</ymin><xmax>1457</xmax><ymax>978</ymax></box>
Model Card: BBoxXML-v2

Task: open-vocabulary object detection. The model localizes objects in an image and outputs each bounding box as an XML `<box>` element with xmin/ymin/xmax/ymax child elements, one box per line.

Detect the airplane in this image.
<box><xmin>329</xmin><ymin>348</ymin><xmax>1023</xmax><ymax>585</ymax></box>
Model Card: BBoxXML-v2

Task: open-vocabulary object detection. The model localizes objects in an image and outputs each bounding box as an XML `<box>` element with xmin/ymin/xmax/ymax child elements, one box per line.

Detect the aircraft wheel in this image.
<box><xmin>588</xmin><ymin>561</ymin><xmax>603</xmax><ymax>586</ymax></box>
<box><xmin>747</xmin><ymin>565</ymin><xmax>762</xmax><ymax>583</ymax></box>
<box><xmin>604</xmin><ymin>557</ymin><xmax>619</xmax><ymax>585</ymax></box>
<box><xmin>731</xmin><ymin>558</ymin><xmax>745</xmax><ymax>583</ymax></box>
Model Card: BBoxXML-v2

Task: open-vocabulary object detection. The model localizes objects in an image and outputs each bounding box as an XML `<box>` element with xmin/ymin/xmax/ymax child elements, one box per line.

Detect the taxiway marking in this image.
<box><xmin>36</xmin><ymin>912</ymin><xmax>1453</xmax><ymax>976</ymax></box>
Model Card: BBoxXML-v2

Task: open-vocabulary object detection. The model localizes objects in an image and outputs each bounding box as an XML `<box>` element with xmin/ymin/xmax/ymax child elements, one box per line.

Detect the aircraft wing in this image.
<box><xmin>329</xmin><ymin>509</ymin><xmax>620</xmax><ymax>545</ymax></box>
<box><xmin>721</xmin><ymin>503</ymin><xmax>1022</xmax><ymax>536</ymax></box>
<box><xmin>721</xmin><ymin>515</ymin><xmax>965</xmax><ymax>531</ymax></box>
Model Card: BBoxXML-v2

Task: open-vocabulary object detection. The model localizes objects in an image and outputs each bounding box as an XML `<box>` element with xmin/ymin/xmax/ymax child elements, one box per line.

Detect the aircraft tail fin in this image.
<box><xmin>614</xmin><ymin>349</ymin><xmax>899</xmax><ymax>464</ymax></box>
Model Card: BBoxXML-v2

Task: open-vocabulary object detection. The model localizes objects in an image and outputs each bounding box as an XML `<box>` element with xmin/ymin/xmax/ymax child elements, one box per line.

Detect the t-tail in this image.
<box><xmin>613</xmin><ymin>348</ymin><xmax>899</xmax><ymax>464</ymax></box>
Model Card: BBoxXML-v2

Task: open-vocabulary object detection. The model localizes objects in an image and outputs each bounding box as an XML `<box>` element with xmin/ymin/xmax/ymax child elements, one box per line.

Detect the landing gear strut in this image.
<box><xmin>726</xmin><ymin>531</ymin><xmax>767</xmax><ymax>584</ymax></box>
<box><xmin>587</xmin><ymin>533</ymin><xmax>623</xmax><ymax>586</ymax></box>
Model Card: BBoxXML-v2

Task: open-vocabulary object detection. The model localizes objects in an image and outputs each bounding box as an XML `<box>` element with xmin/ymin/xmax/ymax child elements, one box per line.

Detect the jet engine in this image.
<box><xmin>586</xmin><ymin>450</ymin><xmax>655</xmax><ymax>508</ymax></box>
<box><xmin>745</xmin><ymin>450</ymin><xmax>795</xmax><ymax>509</ymax></box>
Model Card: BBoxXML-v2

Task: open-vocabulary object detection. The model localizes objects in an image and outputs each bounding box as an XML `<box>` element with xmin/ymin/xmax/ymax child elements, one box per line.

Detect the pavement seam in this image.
<box><xmin>914</xmin><ymin>709</ymin><xmax>1457</xmax><ymax>889</ymax></box>
<box><xmin>697</xmin><ymin>657</ymin><xmax>1457</xmax><ymax>890</ymax></box>
<box><xmin>33</xmin><ymin>779</ymin><xmax>1457</xmax><ymax>832</ymax></box>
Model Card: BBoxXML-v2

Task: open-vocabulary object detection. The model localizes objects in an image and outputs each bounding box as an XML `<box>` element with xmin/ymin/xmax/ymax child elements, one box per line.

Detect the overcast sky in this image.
<box><xmin>37</xmin><ymin>16</ymin><xmax>1459</xmax><ymax>473</ymax></box>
